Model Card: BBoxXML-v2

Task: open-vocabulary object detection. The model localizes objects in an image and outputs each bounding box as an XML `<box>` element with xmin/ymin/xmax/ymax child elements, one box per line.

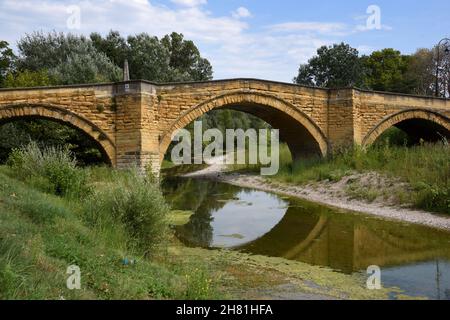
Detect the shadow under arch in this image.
<box><xmin>362</xmin><ymin>109</ymin><xmax>450</xmax><ymax>147</ymax></box>
<box><xmin>0</xmin><ymin>103</ymin><xmax>116</xmax><ymax>165</ymax></box>
<box><xmin>159</xmin><ymin>91</ymin><xmax>329</xmax><ymax>162</ymax></box>
<box><xmin>234</xmin><ymin>211</ymin><xmax>329</xmax><ymax>260</ymax></box>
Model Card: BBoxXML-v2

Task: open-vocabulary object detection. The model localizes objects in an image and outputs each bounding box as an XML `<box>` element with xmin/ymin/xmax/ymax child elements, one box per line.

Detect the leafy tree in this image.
<box><xmin>90</xmin><ymin>31</ymin><xmax>129</xmax><ymax>67</ymax></box>
<box><xmin>0</xmin><ymin>32</ymin><xmax>120</xmax><ymax>164</ymax></box>
<box><xmin>362</xmin><ymin>48</ymin><xmax>415</xmax><ymax>93</ymax></box>
<box><xmin>126</xmin><ymin>33</ymin><xmax>172</xmax><ymax>81</ymax></box>
<box><xmin>161</xmin><ymin>32</ymin><xmax>213</xmax><ymax>81</ymax></box>
<box><xmin>51</xmin><ymin>46</ymin><xmax>122</xmax><ymax>85</ymax></box>
<box><xmin>294</xmin><ymin>43</ymin><xmax>364</xmax><ymax>88</ymax></box>
<box><xmin>91</xmin><ymin>31</ymin><xmax>213</xmax><ymax>82</ymax></box>
<box><xmin>405</xmin><ymin>48</ymin><xmax>435</xmax><ymax>96</ymax></box>
<box><xmin>3</xmin><ymin>69</ymin><xmax>54</xmax><ymax>87</ymax></box>
<box><xmin>0</xmin><ymin>40</ymin><xmax>16</xmax><ymax>85</ymax></box>
<box><xmin>16</xmin><ymin>31</ymin><xmax>121</xmax><ymax>84</ymax></box>
<box><xmin>0</xmin><ymin>119</ymin><xmax>106</xmax><ymax>165</ymax></box>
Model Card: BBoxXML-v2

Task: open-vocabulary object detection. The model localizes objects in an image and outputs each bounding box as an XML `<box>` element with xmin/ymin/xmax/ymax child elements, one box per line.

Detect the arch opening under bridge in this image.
<box><xmin>159</xmin><ymin>92</ymin><xmax>329</xmax><ymax>163</ymax></box>
<box><xmin>363</xmin><ymin>109</ymin><xmax>450</xmax><ymax>147</ymax></box>
<box><xmin>0</xmin><ymin>103</ymin><xmax>116</xmax><ymax>165</ymax></box>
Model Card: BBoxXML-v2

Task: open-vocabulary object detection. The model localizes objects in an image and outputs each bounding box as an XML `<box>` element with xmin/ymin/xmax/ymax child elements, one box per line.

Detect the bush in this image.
<box><xmin>84</xmin><ymin>169</ymin><xmax>169</xmax><ymax>255</ymax></box>
<box><xmin>7</xmin><ymin>142</ymin><xmax>91</xmax><ymax>198</ymax></box>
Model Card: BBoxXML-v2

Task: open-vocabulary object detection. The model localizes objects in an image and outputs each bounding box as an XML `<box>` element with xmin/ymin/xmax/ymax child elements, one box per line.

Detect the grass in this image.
<box><xmin>273</xmin><ymin>141</ymin><xmax>449</xmax><ymax>214</ymax></box>
<box><xmin>6</xmin><ymin>141</ymin><xmax>91</xmax><ymax>198</ymax></box>
<box><xmin>0</xmin><ymin>144</ymin><xmax>223</xmax><ymax>300</ymax></box>
<box><xmin>227</xmin><ymin>143</ymin><xmax>293</xmax><ymax>174</ymax></box>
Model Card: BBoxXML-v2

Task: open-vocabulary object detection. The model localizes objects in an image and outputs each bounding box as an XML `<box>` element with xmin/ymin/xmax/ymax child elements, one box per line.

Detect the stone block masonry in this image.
<box><xmin>0</xmin><ymin>79</ymin><xmax>449</xmax><ymax>173</ymax></box>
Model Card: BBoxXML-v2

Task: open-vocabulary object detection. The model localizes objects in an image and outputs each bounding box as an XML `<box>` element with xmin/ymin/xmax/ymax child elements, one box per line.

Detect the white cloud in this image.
<box><xmin>232</xmin><ymin>7</ymin><xmax>252</xmax><ymax>19</ymax></box>
<box><xmin>352</xmin><ymin>12</ymin><xmax>393</xmax><ymax>32</ymax></box>
<box><xmin>171</xmin><ymin>0</ymin><xmax>207</xmax><ymax>7</ymax></box>
<box><xmin>0</xmin><ymin>0</ymin><xmax>383</xmax><ymax>82</ymax></box>
<box><xmin>354</xmin><ymin>24</ymin><xmax>393</xmax><ymax>32</ymax></box>
<box><xmin>268</xmin><ymin>22</ymin><xmax>347</xmax><ymax>34</ymax></box>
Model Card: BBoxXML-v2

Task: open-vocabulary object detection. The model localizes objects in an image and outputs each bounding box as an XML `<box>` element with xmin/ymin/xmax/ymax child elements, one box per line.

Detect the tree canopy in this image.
<box><xmin>90</xmin><ymin>31</ymin><xmax>213</xmax><ymax>82</ymax></box>
<box><xmin>15</xmin><ymin>32</ymin><xmax>122</xmax><ymax>85</ymax></box>
<box><xmin>0</xmin><ymin>40</ymin><xmax>16</xmax><ymax>86</ymax></box>
<box><xmin>294</xmin><ymin>42</ymin><xmax>440</xmax><ymax>96</ymax></box>
<box><xmin>362</xmin><ymin>48</ymin><xmax>415</xmax><ymax>93</ymax></box>
<box><xmin>294</xmin><ymin>43</ymin><xmax>365</xmax><ymax>88</ymax></box>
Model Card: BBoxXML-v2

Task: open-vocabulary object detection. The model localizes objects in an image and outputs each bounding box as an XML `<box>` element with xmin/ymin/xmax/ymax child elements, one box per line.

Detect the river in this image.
<box><xmin>162</xmin><ymin>176</ymin><xmax>450</xmax><ymax>300</ymax></box>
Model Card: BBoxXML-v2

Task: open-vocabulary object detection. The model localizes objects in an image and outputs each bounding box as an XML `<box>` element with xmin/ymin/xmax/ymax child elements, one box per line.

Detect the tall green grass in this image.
<box><xmin>6</xmin><ymin>141</ymin><xmax>90</xmax><ymax>198</ymax></box>
<box><xmin>274</xmin><ymin>142</ymin><xmax>449</xmax><ymax>214</ymax></box>
<box><xmin>83</xmin><ymin>169</ymin><xmax>170</xmax><ymax>256</ymax></box>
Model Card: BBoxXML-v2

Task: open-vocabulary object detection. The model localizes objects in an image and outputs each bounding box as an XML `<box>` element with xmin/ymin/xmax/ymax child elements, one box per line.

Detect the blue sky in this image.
<box><xmin>0</xmin><ymin>0</ymin><xmax>449</xmax><ymax>81</ymax></box>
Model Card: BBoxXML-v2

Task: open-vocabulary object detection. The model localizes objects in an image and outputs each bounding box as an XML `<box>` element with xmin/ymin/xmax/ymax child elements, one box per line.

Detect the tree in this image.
<box><xmin>405</xmin><ymin>48</ymin><xmax>435</xmax><ymax>96</ymax></box>
<box><xmin>0</xmin><ymin>41</ymin><xmax>16</xmax><ymax>86</ymax></box>
<box><xmin>161</xmin><ymin>32</ymin><xmax>213</xmax><ymax>81</ymax></box>
<box><xmin>0</xmin><ymin>32</ymin><xmax>121</xmax><ymax>164</ymax></box>
<box><xmin>126</xmin><ymin>33</ymin><xmax>172</xmax><ymax>81</ymax></box>
<box><xmin>91</xmin><ymin>31</ymin><xmax>213</xmax><ymax>82</ymax></box>
<box><xmin>90</xmin><ymin>31</ymin><xmax>129</xmax><ymax>67</ymax></box>
<box><xmin>0</xmin><ymin>119</ymin><xmax>106</xmax><ymax>165</ymax></box>
<box><xmin>3</xmin><ymin>69</ymin><xmax>54</xmax><ymax>88</ymax></box>
<box><xmin>362</xmin><ymin>48</ymin><xmax>414</xmax><ymax>93</ymax></box>
<box><xmin>294</xmin><ymin>43</ymin><xmax>364</xmax><ymax>88</ymax></box>
<box><xmin>16</xmin><ymin>31</ymin><xmax>121</xmax><ymax>84</ymax></box>
<box><xmin>51</xmin><ymin>45</ymin><xmax>122</xmax><ymax>85</ymax></box>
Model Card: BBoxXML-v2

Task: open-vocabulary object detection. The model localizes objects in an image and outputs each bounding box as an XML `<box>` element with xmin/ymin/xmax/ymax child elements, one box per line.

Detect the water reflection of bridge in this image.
<box><xmin>236</xmin><ymin>207</ymin><xmax>450</xmax><ymax>273</ymax></box>
<box><xmin>164</xmin><ymin>177</ymin><xmax>450</xmax><ymax>274</ymax></box>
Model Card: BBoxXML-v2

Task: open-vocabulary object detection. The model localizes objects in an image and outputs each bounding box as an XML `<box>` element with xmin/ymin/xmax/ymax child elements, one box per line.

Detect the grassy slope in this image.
<box><xmin>0</xmin><ymin>167</ymin><xmax>223</xmax><ymax>300</ymax></box>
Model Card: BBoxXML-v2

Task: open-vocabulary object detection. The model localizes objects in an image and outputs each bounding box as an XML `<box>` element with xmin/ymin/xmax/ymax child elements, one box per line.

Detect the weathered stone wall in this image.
<box><xmin>353</xmin><ymin>90</ymin><xmax>450</xmax><ymax>145</ymax></box>
<box><xmin>0</xmin><ymin>84</ymin><xmax>118</xmax><ymax>164</ymax></box>
<box><xmin>154</xmin><ymin>80</ymin><xmax>335</xmax><ymax>160</ymax></box>
<box><xmin>0</xmin><ymin>79</ymin><xmax>449</xmax><ymax>172</ymax></box>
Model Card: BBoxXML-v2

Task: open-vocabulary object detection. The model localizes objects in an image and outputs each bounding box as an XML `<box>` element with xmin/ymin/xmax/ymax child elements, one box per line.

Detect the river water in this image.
<box><xmin>162</xmin><ymin>176</ymin><xmax>450</xmax><ymax>300</ymax></box>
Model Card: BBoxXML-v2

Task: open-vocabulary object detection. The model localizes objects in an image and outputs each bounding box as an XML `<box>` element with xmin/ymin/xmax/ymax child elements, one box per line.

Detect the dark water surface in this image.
<box><xmin>162</xmin><ymin>177</ymin><xmax>450</xmax><ymax>300</ymax></box>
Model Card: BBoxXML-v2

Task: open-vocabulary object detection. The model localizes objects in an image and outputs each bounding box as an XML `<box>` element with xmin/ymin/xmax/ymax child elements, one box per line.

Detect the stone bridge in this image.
<box><xmin>0</xmin><ymin>79</ymin><xmax>449</xmax><ymax>173</ymax></box>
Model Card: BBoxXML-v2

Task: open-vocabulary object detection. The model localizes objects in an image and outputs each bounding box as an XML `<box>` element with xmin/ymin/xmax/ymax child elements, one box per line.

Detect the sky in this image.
<box><xmin>0</xmin><ymin>0</ymin><xmax>449</xmax><ymax>82</ymax></box>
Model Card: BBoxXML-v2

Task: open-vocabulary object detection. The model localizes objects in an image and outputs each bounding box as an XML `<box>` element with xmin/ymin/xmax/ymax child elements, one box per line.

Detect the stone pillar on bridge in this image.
<box><xmin>114</xmin><ymin>81</ymin><xmax>161</xmax><ymax>175</ymax></box>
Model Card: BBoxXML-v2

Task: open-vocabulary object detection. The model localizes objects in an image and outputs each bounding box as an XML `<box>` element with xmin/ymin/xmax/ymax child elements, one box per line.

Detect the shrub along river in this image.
<box><xmin>162</xmin><ymin>176</ymin><xmax>450</xmax><ymax>300</ymax></box>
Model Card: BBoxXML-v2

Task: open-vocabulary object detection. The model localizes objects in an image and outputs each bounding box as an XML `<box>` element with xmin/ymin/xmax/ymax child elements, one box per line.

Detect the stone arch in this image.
<box><xmin>159</xmin><ymin>91</ymin><xmax>328</xmax><ymax>161</ymax></box>
<box><xmin>362</xmin><ymin>109</ymin><xmax>450</xmax><ymax>147</ymax></box>
<box><xmin>0</xmin><ymin>103</ymin><xmax>116</xmax><ymax>165</ymax></box>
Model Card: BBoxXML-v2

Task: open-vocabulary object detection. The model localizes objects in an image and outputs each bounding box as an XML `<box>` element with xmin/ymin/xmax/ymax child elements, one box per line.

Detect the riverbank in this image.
<box><xmin>182</xmin><ymin>154</ymin><xmax>450</xmax><ymax>232</ymax></box>
<box><xmin>0</xmin><ymin>166</ymin><xmax>402</xmax><ymax>300</ymax></box>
